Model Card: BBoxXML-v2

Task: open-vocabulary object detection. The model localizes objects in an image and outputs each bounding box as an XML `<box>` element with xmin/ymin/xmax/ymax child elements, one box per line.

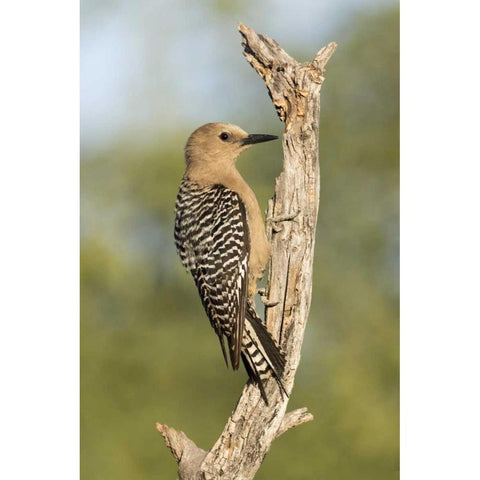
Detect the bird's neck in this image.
<box><xmin>185</xmin><ymin>161</ymin><xmax>241</xmax><ymax>188</ymax></box>
<box><xmin>185</xmin><ymin>160</ymin><xmax>262</xmax><ymax>220</ymax></box>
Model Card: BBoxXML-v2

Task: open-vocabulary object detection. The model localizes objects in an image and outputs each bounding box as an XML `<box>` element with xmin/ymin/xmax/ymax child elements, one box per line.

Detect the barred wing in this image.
<box><xmin>174</xmin><ymin>180</ymin><xmax>250</xmax><ymax>370</ymax></box>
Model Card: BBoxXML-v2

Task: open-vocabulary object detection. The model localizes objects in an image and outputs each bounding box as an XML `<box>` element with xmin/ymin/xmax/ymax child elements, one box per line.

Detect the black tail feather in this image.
<box><xmin>241</xmin><ymin>352</ymin><xmax>269</xmax><ymax>405</ymax></box>
<box><xmin>246</xmin><ymin>311</ymin><xmax>286</xmax><ymax>378</ymax></box>
<box><xmin>242</xmin><ymin>305</ymin><xmax>288</xmax><ymax>403</ymax></box>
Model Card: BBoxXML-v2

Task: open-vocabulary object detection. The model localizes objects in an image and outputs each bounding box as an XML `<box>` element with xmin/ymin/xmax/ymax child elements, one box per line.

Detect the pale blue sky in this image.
<box><xmin>81</xmin><ymin>0</ymin><xmax>396</xmax><ymax>151</ymax></box>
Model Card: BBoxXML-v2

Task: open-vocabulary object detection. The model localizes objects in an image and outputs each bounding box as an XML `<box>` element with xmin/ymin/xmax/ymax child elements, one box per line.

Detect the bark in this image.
<box><xmin>157</xmin><ymin>23</ymin><xmax>336</xmax><ymax>480</ymax></box>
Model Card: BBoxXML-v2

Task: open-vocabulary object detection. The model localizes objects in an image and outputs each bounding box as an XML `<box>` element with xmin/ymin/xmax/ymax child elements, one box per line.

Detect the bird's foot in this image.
<box><xmin>267</xmin><ymin>210</ymin><xmax>300</xmax><ymax>233</ymax></box>
<box><xmin>258</xmin><ymin>288</ymin><xmax>280</xmax><ymax>307</ymax></box>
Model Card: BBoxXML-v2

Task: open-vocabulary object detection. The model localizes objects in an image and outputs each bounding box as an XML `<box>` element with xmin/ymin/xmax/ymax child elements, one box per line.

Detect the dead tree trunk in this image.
<box><xmin>157</xmin><ymin>24</ymin><xmax>336</xmax><ymax>480</ymax></box>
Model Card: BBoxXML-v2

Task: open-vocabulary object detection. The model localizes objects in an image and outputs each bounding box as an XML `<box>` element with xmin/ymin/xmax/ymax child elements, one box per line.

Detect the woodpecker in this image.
<box><xmin>174</xmin><ymin>123</ymin><xmax>286</xmax><ymax>403</ymax></box>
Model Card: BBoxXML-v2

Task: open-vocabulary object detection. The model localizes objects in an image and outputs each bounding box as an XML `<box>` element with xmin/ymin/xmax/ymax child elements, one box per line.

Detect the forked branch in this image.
<box><xmin>157</xmin><ymin>24</ymin><xmax>336</xmax><ymax>480</ymax></box>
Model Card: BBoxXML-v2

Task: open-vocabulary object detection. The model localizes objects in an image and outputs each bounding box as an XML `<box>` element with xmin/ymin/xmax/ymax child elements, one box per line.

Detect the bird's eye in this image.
<box><xmin>219</xmin><ymin>132</ymin><xmax>230</xmax><ymax>141</ymax></box>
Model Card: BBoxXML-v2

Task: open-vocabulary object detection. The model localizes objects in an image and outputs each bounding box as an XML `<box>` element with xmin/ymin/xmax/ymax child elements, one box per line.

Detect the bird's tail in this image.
<box><xmin>241</xmin><ymin>304</ymin><xmax>287</xmax><ymax>405</ymax></box>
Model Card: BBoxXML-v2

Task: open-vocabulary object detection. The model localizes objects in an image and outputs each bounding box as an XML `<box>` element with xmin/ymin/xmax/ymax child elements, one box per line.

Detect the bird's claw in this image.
<box><xmin>258</xmin><ymin>288</ymin><xmax>280</xmax><ymax>307</ymax></box>
<box><xmin>262</xmin><ymin>298</ymin><xmax>280</xmax><ymax>307</ymax></box>
<box><xmin>268</xmin><ymin>210</ymin><xmax>300</xmax><ymax>233</ymax></box>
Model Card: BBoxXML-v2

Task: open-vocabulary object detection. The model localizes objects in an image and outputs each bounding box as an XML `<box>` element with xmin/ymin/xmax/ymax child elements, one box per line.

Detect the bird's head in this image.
<box><xmin>184</xmin><ymin>123</ymin><xmax>278</xmax><ymax>169</ymax></box>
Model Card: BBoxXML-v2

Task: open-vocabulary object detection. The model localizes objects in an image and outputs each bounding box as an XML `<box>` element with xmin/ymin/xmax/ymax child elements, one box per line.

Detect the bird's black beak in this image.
<box><xmin>241</xmin><ymin>133</ymin><xmax>278</xmax><ymax>146</ymax></box>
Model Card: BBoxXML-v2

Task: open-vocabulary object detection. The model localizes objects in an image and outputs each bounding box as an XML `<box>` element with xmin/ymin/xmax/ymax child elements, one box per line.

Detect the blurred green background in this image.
<box><xmin>81</xmin><ymin>1</ymin><xmax>398</xmax><ymax>479</ymax></box>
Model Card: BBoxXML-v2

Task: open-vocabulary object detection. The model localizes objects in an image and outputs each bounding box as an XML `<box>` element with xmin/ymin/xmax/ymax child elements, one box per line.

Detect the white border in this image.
<box><xmin>0</xmin><ymin>2</ymin><xmax>79</xmax><ymax>479</ymax></box>
<box><xmin>401</xmin><ymin>1</ymin><xmax>480</xmax><ymax>478</ymax></box>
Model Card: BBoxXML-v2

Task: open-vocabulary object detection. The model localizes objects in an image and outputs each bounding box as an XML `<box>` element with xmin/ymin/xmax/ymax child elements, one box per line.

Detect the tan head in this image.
<box><xmin>184</xmin><ymin>123</ymin><xmax>278</xmax><ymax>170</ymax></box>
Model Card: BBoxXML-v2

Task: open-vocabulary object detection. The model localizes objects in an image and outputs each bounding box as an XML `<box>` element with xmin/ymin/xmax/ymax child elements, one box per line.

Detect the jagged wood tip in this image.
<box><xmin>238</xmin><ymin>22</ymin><xmax>295</xmax><ymax>65</ymax></box>
<box><xmin>156</xmin><ymin>423</ymin><xmax>206</xmax><ymax>463</ymax></box>
<box><xmin>313</xmin><ymin>42</ymin><xmax>338</xmax><ymax>73</ymax></box>
<box><xmin>238</xmin><ymin>22</ymin><xmax>336</xmax><ymax>123</ymax></box>
<box><xmin>276</xmin><ymin>408</ymin><xmax>314</xmax><ymax>439</ymax></box>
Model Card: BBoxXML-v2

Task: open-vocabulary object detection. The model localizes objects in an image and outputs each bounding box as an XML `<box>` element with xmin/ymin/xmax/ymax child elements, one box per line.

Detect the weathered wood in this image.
<box><xmin>158</xmin><ymin>23</ymin><xmax>336</xmax><ymax>479</ymax></box>
<box><xmin>156</xmin><ymin>423</ymin><xmax>207</xmax><ymax>480</ymax></box>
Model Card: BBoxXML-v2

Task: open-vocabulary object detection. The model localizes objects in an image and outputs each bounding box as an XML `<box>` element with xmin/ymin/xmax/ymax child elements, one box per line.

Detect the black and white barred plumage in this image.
<box><xmin>174</xmin><ymin>178</ymin><xmax>285</xmax><ymax>403</ymax></box>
